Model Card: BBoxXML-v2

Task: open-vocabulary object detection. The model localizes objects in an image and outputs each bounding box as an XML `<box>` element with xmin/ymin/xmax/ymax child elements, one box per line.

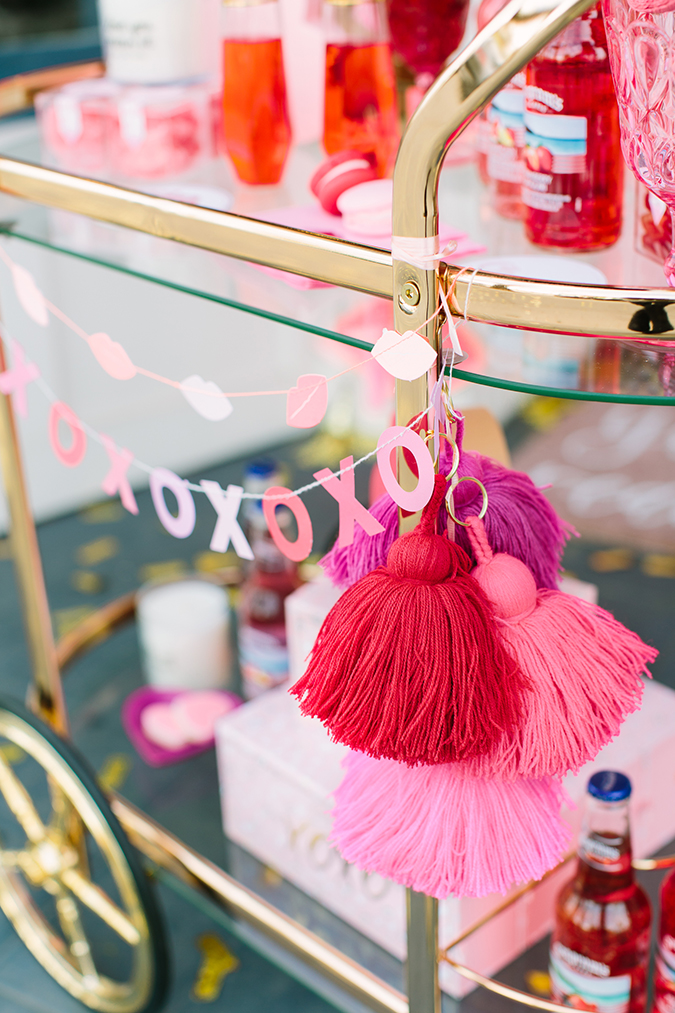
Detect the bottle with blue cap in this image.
<box><xmin>549</xmin><ymin>771</ymin><xmax>651</xmax><ymax>1013</ymax></box>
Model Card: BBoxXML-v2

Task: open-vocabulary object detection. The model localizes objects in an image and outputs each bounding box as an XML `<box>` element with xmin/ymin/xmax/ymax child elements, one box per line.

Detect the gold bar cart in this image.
<box><xmin>0</xmin><ymin>1</ymin><xmax>673</xmax><ymax>1011</ymax></box>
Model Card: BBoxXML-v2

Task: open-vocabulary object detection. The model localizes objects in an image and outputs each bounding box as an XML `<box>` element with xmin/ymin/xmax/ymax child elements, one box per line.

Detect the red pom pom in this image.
<box><xmin>291</xmin><ymin>476</ymin><xmax>526</xmax><ymax>765</ymax></box>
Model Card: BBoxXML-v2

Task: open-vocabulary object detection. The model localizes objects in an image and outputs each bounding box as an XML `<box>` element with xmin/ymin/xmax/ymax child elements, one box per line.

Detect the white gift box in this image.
<box><xmin>216</xmin><ymin>678</ymin><xmax>675</xmax><ymax>998</ymax></box>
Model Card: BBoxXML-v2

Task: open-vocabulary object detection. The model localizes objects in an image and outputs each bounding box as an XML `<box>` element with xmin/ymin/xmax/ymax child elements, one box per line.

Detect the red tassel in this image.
<box><xmin>291</xmin><ymin>475</ymin><xmax>526</xmax><ymax>765</ymax></box>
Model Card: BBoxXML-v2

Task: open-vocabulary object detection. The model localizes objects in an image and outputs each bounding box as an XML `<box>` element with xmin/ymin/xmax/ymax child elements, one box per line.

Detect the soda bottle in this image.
<box><xmin>238</xmin><ymin>494</ymin><xmax>300</xmax><ymax>699</ymax></box>
<box><xmin>653</xmin><ymin>869</ymin><xmax>675</xmax><ymax>1013</ymax></box>
<box><xmin>222</xmin><ymin>0</ymin><xmax>291</xmax><ymax>185</ymax></box>
<box><xmin>549</xmin><ymin>771</ymin><xmax>651</xmax><ymax>1013</ymax></box>
<box><xmin>523</xmin><ymin>1</ymin><xmax>623</xmax><ymax>250</ymax></box>
<box><xmin>323</xmin><ymin>0</ymin><xmax>399</xmax><ymax>177</ymax></box>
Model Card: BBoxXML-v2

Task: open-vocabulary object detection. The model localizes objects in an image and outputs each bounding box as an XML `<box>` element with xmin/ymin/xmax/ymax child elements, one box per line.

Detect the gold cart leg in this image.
<box><xmin>406</xmin><ymin>891</ymin><xmax>440</xmax><ymax>1013</ymax></box>
<box><xmin>0</xmin><ymin>326</ymin><xmax>67</xmax><ymax>735</ymax></box>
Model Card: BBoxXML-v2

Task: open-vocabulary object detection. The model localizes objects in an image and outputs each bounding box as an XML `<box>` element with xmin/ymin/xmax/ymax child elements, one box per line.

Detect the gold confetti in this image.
<box><xmin>53</xmin><ymin>606</ymin><xmax>95</xmax><ymax>639</ymax></box>
<box><xmin>70</xmin><ymin>570</ymin><xmax>106</xmax><ymax>594</ymax></box>
<box><xmin>192</xmin><ymin>934</ymin><xmax>239</xmax><ymax>1002</ymax></box>
<box><xmin>261</xmin><ymin>865</ymin><xmax>283</xmax><ymax>887</ymax></box>
<box><xmin>79</xmin><ymin>501</ymin><xmax>124</xmax><ymax>524</ymax></box>
<box><xmin>525</xmin><ymin>970</ymin><xmax>551</xmax><ymax>996</ymax></box>
<box><xmin>0</xmin><ymin>743</ymin><xmax>25</xmax><ymax>765</ymax></box>
<box><xmin>194</xmin><ymin>551</ymin><xmax>239</xmax><ymax>574</ymax></box>
<box><xmin>522</xmin><ymin>397</ymin><xmax>577</xmax><ymax>432</ymax></box>
<box><xmin>642</xmin><ymin>554</ymin><xmax>675</xmax><ymax>578</ymax></box>
<box><xmin>588</xmin><ymin>548</ymin><xmax>635</xmax><ymax>573</ymax></box>
<box><xmin>76</xmin><ymin>536</ymin><xmax>119</xmax><ymax>566</ymax></box>
<box><xmin>98</xmin><ymin>754</ymin><xmax>132</xmax><ymax>792</ymax></box>
<box><xmin>139</xmin><ymin>560</ymin><xmax>187</xmax><ymax>584</ymax></box>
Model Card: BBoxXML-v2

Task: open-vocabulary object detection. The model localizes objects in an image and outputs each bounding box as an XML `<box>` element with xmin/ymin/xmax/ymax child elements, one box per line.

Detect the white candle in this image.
<box><xmin>136</xmin><ymin>579</ymin><xmax>232</xmax><ymax>689</ymax></box>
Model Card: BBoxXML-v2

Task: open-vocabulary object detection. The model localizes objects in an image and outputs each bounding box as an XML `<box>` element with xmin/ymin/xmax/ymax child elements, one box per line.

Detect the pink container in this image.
<box><xmin>108</xmin><ymin>83</ymin><xmax>211</xmax><ymax>180</ymax></box>
<box><xmin>35</xmin><ymin>78</ymin><xmax>120</xmax><ymax>177</ymax></box>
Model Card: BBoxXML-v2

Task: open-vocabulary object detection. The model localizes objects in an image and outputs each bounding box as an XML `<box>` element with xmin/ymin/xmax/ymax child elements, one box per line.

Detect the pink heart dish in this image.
<box><xmin>122</xmin><ymin>687</ymin><xmax>241</xmax><ymax>767</ymax></box>
<box><xmin>286</xmin><ymin>374</ymin><xmax>328</xmax><ymax>428</ymax></box>
<box><xmin>88</xmin><ymin>332</ymin><xmax>137</xmax><ymax>380</ymax></box>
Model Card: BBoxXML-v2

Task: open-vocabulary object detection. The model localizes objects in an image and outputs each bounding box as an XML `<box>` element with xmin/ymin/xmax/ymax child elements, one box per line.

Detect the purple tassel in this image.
<box><xmin>321</xmin><ymin>444</ymin><xmax>574</xmax><ymax>591</ymax></box>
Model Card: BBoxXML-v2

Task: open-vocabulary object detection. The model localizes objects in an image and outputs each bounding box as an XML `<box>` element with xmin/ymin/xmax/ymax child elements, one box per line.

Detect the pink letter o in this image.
<box><xmin>376</xmin><ymin>426</ymin><xmax>434</xmax><ymax>512</ymax></box>
<box><xmin>49</xmin><ymin>401</ymin><xmax>86</xmax><ymax>468</ymax></box>
<box><xmin>262</xmin><ymin>486</ymin><xmax>313</xmax><ymax>562</ymax></box>
<box><xmin>150</xmin><ymin>467</ymin><xmax>196</xmax><ymax>539</ymax></box>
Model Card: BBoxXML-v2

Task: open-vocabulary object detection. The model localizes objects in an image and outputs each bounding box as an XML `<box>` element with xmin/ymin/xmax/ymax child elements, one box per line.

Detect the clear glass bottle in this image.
<box><xmin>653</xmin><ymin>869</ymin><xmax>675</xmax><ymax>1013</ymax></box>
<box><xmin>222</xmin><ymin>0</ymin><xmax>291</xmax><ymax>185</ymax></box>
<box><xmin>523</xmin><ymin>1</ymin><xmax>623</xmax><ymax>249</ymax></box>
<box><xmin>550</xmin><ymin>771</ymin><xmax>651</xmax><ymax>1013</ymax></box>
<box><xmin>323</xmin><ymin>0</ymin><xmax>399</xmax><ymax>177</ymax></box>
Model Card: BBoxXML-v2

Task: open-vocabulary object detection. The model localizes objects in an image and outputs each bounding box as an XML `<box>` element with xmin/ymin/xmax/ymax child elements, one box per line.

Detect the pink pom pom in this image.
<box><xmin>331</xmin><ymin>751</ymin><xmax>571</xmax><ymax>899</ymax></box>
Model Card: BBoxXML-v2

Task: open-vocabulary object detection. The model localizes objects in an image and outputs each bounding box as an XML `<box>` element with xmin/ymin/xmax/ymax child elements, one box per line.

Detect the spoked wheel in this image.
<box><xmin>0</xmin><ymin>694</ymin><xmax>168</xmax><ymax>1013</ymax></box>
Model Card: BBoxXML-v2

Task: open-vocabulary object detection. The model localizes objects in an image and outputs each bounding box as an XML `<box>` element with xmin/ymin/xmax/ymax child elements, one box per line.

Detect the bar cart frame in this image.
<box><xmin>0</xmin><ymin>0</ymin><xmax>674</xmax><ymax>1011</ymax></box>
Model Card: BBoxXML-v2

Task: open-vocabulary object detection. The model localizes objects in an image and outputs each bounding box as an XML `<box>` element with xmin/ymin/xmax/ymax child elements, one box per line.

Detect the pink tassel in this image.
<box><xmin>464</xmin><ymin>516</ymin><xmax>657</xmax><ymax>780</ymax></box>
<box><xmin>331</xmin><ymin>751</ymin><xmax>571</xmax><ymax>899</ymax></box>
<box><xmin>321</xmin><ymin>444</ymin><xmax>572</xmax><ymax>592</ymax></box>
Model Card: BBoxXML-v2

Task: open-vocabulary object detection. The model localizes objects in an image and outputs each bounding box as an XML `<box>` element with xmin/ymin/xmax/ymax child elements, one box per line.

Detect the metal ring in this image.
<box><xmin>445</xmin><ymin>476</ymin><xmax>488</xmax><ymax>526</ymax></box>
<box><xmin>423</xmin><ymin>431</ymin><xmax>460</xmax><ymax>477</ymax></box>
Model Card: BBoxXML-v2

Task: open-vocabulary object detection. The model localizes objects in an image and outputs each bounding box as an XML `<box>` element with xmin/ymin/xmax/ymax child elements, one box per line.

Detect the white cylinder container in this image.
<box><xmin>136</xmin><ymin>579</ymin><xmax>232</xmax><ymax>689</ymax></box>
<box><xmin>98</xmin><ymin>0</ymin><xmax>220</xmax><ymax>85</ymax></box>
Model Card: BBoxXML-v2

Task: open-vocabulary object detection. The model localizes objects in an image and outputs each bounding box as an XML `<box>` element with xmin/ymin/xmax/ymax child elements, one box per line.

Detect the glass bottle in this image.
<box><xmin>238</xmin><ymin>497</ymin><xmax>300</xmax><ymax>699</ymax></box>
<box><xmin>523</xmin><ymin>1</ymin><xmax>623</xmax><ymax>250</ymax></box>
<box><xmin>386</xmin><ymin>0</ymin><xmax>470</xmax><ymax>82</ymax></box>
<box><xmin>222</xmin><ymin>0</ymin><xmax>291</xmax><ymax>185</ymax></box>
<box><xmin>476</xmin><ymin>0</ymin><xmax>524</xmax><ymax>217</ymax></box>
<box><xmin>323</xmin><ymin>0</ymin><xmax>399</xmax><ymax>178</ymax></box>
<box><xmin>653</xmin><ymin>869</ymin><xmax>675</xmax><ymax>1013</ymax></box>
<box><xmin>550</xmin><ymin>771</ymin><xmax>651</xmax><ymax>1013</ymax></box>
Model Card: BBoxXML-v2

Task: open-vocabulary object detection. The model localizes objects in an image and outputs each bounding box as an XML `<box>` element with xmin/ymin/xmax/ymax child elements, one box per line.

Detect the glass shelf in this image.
<box><xmin>1</xmin><ymin>115</ymin><xmax>674</xmax><ymax>404</ymax></box>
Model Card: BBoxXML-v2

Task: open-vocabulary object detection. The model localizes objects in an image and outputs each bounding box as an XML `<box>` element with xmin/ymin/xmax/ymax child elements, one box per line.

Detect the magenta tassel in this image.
<box><xmin>321</xmin><ymin>447</ymin><xmax>573</xmax><ymax>591</ymax></box>
<box><xmin>331</xmin><ymin>751</ymin><xmax>571</xmax><ymax>899</ymax></box>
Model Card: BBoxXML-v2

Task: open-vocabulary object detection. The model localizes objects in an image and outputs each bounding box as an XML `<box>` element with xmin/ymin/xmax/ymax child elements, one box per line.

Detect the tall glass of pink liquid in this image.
<box><xmin>602</xmin><ymin>0</ymin><xmax>675</xmax><ymax>284</ymax></box>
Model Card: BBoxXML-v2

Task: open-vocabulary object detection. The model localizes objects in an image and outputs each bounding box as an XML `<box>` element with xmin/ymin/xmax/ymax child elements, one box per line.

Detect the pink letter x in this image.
<box><xmin>314</xmin><ymin>456</ymin><xmax>385</xmax><ymax>548</ymax></box>
<box><xmin>0</xmin><ymin>341</ymin><xmax>39</xmax><ymax>418</ymax></box>
<box><xmin>100</xmin><ymin>435</ymin><xmax>138</xmax><ymax>515</ymax></box>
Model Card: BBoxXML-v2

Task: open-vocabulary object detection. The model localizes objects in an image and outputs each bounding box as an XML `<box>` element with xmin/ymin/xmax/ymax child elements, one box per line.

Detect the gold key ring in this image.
<box><xmin>445</xmin><ymin>476</ymin><xmax>488</xmax><ymax>526</ymax></box>
<box><xmin>423</xmin><ymin>431</ymin><xmax>460</xmax><ymax>478</ymax></box>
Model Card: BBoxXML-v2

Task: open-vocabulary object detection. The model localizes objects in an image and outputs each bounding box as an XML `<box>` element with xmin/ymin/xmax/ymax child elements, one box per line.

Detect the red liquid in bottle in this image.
<box><xmin>324</xmin><ymin>42</ymin><xmax>399</xmax><ymax>177</ymax></box>
<box><xmin>550</xmin><ymin>773</ymin><xmax>651</xmax><ymax>1013</ymax></box>
<box><xmin>386</xmin><ymin>0</ymin><xmax>470</xmax><ymax>78</ymax></box>
<box><xmin>523</xmin><ymin>2</ymin><xmax>623</xmax><ymax>250</ymax></box>
<box><xmin>653</xmin><ymin>870</ymin><xmax>675</xmax><ymax>1013</ymax></box>
<box><xmin>222</xmin><ymin>38</ymin><xmax>291</xmax><ymax>185</ymax></box>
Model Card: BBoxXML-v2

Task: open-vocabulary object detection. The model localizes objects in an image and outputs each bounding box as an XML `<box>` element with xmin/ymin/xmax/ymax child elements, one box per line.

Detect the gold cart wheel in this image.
<box><xmin>0</xmin><ymin>694</ymin><xmax>168</xmax><ymax>1013</ymax></box>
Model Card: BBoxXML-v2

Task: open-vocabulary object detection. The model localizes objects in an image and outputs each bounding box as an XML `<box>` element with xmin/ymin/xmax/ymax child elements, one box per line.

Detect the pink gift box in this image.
<box><xmin>216</xmin><ymin>678</ymin><xmax>675</xmax><ymax>998</ymax></box>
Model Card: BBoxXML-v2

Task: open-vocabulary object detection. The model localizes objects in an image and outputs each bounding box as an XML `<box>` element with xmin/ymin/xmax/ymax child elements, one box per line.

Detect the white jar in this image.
<box><xmin>98</xmin><ymin>0</ymin><xmax>220</xmax><ymax>85</ymax></box>
<box><xmin>136</xmin><ymin>578</ymin><xmax>232</xmax><ymax>689</ymax></box>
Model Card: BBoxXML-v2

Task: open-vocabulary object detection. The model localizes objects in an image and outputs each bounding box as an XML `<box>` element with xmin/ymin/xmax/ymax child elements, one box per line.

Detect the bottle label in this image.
<box><xmin>577</xmin><ymin>833</ymin><xmax>624</xmax><ymax>873</ymax></box>
<box><xmin>239</xmin><ymin>624</ymin><xmax>288</xmax><ymax>697</ymax></box>
<box><xmin>522</xmin><ymin>87</ymin><xmax>588</xmax><ymax>213</ymax></box>
<box><xmin>655</xmin><ymin>933</ymin><xmax>675</xmax><ymax>1012</ymax></box>
<box><xmin>486</xmin><ymin>73</ymin><xmax>525</xmax><ymax>184</ymax></box>
<box><xmin>550</xmin><ymin>942</ymin><xmax>631</xmax><ymax>1013</ymax></box>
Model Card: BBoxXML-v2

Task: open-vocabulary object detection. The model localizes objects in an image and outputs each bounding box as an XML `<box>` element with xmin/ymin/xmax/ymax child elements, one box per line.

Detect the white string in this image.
<box><xmin>4</xmin><ymin>327</ymin><xmax>430</xmax><ymax>503</ymax></box>
<box><xmin>391</xmin><ymin>236</ymin><xmax>458</xmax><ymax>271</ymax></box>
<box><xmin>462</xmin><ymin>268</ymin><xmax>480</xmax><ymax>323</ymax></box>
